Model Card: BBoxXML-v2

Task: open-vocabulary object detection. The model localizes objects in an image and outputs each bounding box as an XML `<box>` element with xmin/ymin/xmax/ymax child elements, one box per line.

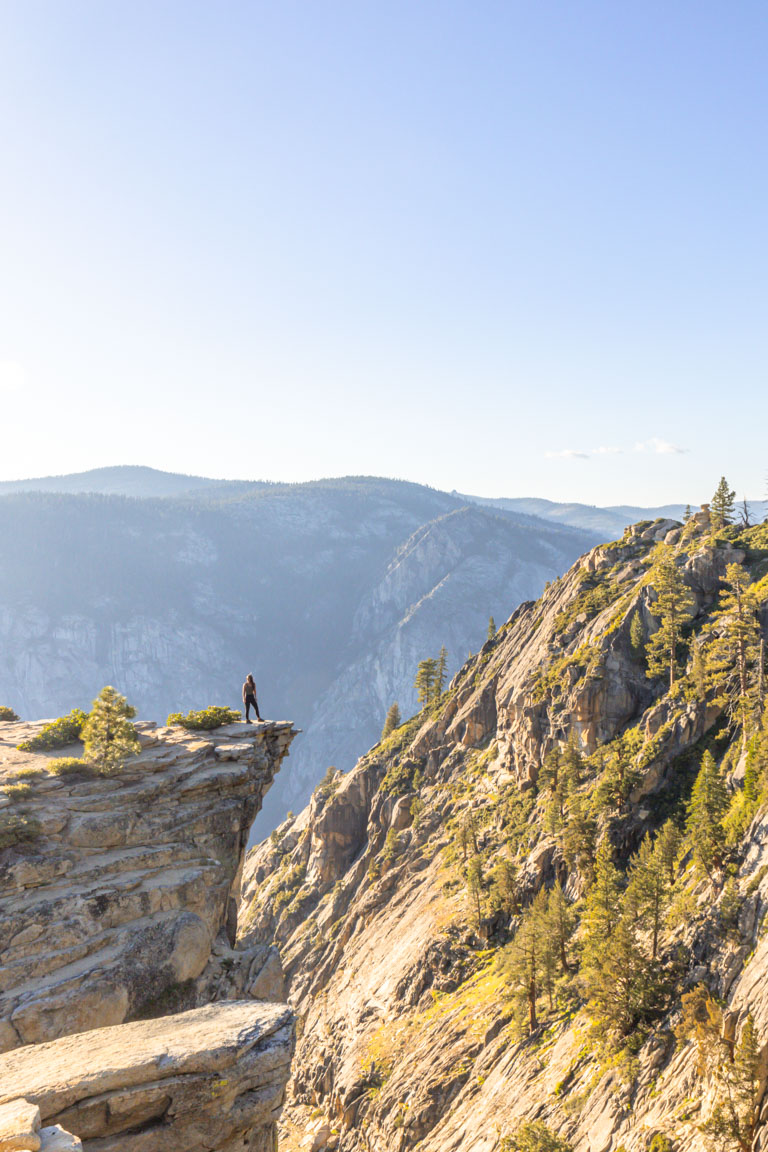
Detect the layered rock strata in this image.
<box><xmin>0</xmin><ymin>719</ymin><xmax>295</xmax><ymax>1051</ymax></box>
<box><xmin>0</xmin><ymin>718</ymin><xmax>297</xmax><ymax>1151</ymax></box>
<box><xmin>0</xmin><ymin>1001</ymin><xmax>293</xmax><ymax>1152</ymax></box>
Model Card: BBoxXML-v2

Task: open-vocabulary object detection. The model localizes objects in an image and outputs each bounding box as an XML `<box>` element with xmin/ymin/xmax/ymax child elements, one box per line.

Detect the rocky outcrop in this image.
<box><xmin>0</xmin><ymin>717</ymin><xmax>298</xmax><ymax>1152</ymax></box>
<box><xmin>0</xmin><ymin>1001</ymin><xmax>293</xmax><ymax>1152</ymax></box>
<box><xmin>0</xmin><ymin>1098</ymin><xmax>81</xmax><ymax>1151</ymax></box>
<box><xmin>241</xmin><ymin>518</ymin><xmax>768</xmax><ymax>1152</ymax></box>
<box><xmin>0</xmin><ymin>719</ymin><xmax>295</xmax><ymax>1050</ymax></box>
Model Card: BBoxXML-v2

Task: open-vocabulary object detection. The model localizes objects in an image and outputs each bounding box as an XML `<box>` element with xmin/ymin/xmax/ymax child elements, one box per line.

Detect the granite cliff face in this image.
<box><xmin>0</xmin><ymin>475</ymin><xmax>599</xmax><ymax>834</ymax></box>
<box><xmin>241</xmin><ymin>512</ymin><xmax>768</xmax><ymax>1152</ymax></box>
<box><xmin>0</xmin><ymin>717</ymin><xmax>297</xmax><ymax>1151</ymax></box>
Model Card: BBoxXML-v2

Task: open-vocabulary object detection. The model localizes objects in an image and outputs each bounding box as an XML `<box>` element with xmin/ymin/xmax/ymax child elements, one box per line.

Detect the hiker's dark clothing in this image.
<box><xmin>242</xmin><ymin>681</ymin><xmax>262</xmax><ymax>722</ymax></box>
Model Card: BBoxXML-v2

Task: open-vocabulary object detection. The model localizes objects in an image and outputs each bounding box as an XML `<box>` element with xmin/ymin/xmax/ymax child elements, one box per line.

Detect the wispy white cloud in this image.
<box><xmin>545</xmin><ymin>437</ymin><xmax>688</xmax><ymax>460</ymax></box>
<box><xmin>634</xmin><ymin>437</ymin><xmax>688</xmax><ymax>456</ymax></box>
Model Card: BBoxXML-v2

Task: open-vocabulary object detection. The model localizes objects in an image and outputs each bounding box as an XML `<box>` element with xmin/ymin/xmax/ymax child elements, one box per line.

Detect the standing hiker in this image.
<box><xmin>242</xmin><ymin>674</ymin><xmax>262</xmax><ymax>723</ymax></box>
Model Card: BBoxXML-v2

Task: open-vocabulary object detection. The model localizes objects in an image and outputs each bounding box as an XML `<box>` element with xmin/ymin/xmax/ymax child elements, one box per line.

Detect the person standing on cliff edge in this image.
<box><xmin>242</xmin><ymin>674</ymin><xmax>263</xmax><ymax>723</ymax></box>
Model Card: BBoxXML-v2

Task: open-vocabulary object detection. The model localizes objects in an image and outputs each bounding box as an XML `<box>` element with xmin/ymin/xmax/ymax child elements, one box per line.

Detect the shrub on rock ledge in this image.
<box><xmin>501</xmin><ymin>1122</ymin><xmax>573</xmax><ymax>1152</ymax></box>
<box><xmin>17</xmin><ymin>708</ymin><xmax>88</xmax><ymax>752</ymax></box>
<box><xmin>0</xmin><ymin>706</ymin><xmax>19</xmax><ymax>722</ymax></box>
<box><xmin>48</xmin><ymin>756</ymin><xmax>96</xmax><ymax>777</ymax></box>
<box><xmin>0</xmin><ymin>812</ymin><xmax>42</xmax><ymax>849</ymax></box>
<box><xmin>166</xmin><ymin>706</ymin><xmax>242</xmax><ymax>730</ymax></box>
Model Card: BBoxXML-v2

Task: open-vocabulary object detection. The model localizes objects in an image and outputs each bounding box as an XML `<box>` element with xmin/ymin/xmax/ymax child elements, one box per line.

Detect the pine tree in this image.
<box><xmin>81</xmin><ymin>686</ymin><xmax>140</xmax><ymax>776</ymax></box>
<box><xmin>702</xmin><ymin>1013</ymin><xmax>761</xmax><ymax>1151</ymax></box>
<box><xmin>626</xmin><ymin>834</ymin><xmax>672</xmax><ymax>961</ymax></box>
<box><xmin>707</xmin><ymin>563</ymin><xmax>763</xmax><ymax>742</ymax></box>
<box><xmin>711</xmin><ymin>476</ymin><xmax>736</xmax><ymax>528</ymax></box>
<box><xmin>456</xmin><ymin>812</ymin><xmax>479</xmax><ymax>860</ymax></box>
<box><xmin>581</xmin><ymin>839</ymin><xmax>623</xmax><ymax>965</ymax></box>
<box><xmin>545</xmin><ymin>882</ymin><xmax>575</xmax><ymax>975</ymax></box>
<box><xmin>466</xmin><ymin>854</ymin><xmax>485</xmax><ymax>929</ymax></box>
<box><xmin>689</xmin><ymin>637</ymin><xmax>708</xmax><ymax>701</ymax></box>
<box><xmin>539</xmin><ymin>745</ymin><xmax>563</xmax><ymax>793</ymax></box>
<box><xmin>596</xmin><ymin>744</ymin><xmax>641</xmax><ymax>814</ymax></box>
<box><xmin>582</xmin><ymin>838</ymin><xmax>667</xmax><ymax>1041</ymax></box>
<box><xmin>629</xmin><ymin>610</ymin><xmax>645</xmax><ymax>660</ymax></box>
<box><xmin>435</xmin><ymin>647</ymin><xmax>448</xmax><ymax>696</ymax></box>
<box><xmin>645</xmin><ymin>548</ymin><xmax>696</xmax><ymax>687</ymax></box>
<box><xmin>487</xmin><ymin>616</ymin><xmax>497</xmax><ymax>642</ymax></box>
<box><xmin>656</xmin><ymin>819</ymin><xmax>682</xmax><ymax>887</ymax></box>
<box><xmin>686</xmin><ymin>750</ymin><xmax>729</xmax><ymax>880</ymax></box>
<box><xmin>561</xmin><ymin>790</ymin><xmax>596</xmax><ymax>880</ymax></box>
<box><xmin>489</xmin><ymin>858</ymin><xmax>519</xmax><ymax>916</ymax></box>
<box><xmin>503</xmin><ymin>887</ymin><xmax>549</xmax><ymax>1032</ymax></box>
<box><xmin>562</xmin><ymin>733</ymin><xmax>584</xmax><ymax>789</ymax></box>
<box><xmin>585</xmin><ymin>911</ymin><xmax>654</xmax><ymax>1040</ymax></box>
<box><xmin>414</xmin><ymin>658</ymin><xmax>438</xmax><ymax>707</ymax></box>
<box><xmin>381</xmin><ymin>702</ymin><xmax>401</xmax><ymax>740</ymax></box>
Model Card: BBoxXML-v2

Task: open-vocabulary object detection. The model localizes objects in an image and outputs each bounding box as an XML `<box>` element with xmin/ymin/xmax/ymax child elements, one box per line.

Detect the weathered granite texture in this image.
<box><xmin>242</xmin><ymin>520</ymin><xmax>768</xmax><ymax>1152</ymax></box>
<box><xmin>0</xmin><ymin>1097</ymin><xmax>80</xmax><ymax>1151</ymax></box>
<box><xmin>0</xmin><ymin>1001</ymin><xmax>293</xmax><ymax>1152</ymax></box>
<box><xmin>0</xmin><ymin>719</ymin><xmax>295</xmax><ymax>1051</ymax></box>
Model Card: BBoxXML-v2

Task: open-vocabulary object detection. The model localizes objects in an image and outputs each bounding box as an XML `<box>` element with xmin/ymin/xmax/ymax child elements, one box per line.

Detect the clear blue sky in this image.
<box><xmin>1</xmin><ymin>1</ymin><xmax>766</xmax><ymax>505</ymax></box>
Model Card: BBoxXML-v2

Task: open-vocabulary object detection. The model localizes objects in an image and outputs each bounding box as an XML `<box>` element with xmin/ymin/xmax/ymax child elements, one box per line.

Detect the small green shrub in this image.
<box><xmin>47</xmin><ymin>757</ymin><xmax>95</xmax><ymax>777</ymax></box>
<box><xmin>166</xmin><ymin>706</ymin><xmax>241</xmax><ymax>730</ymax></box>
<box><xmin>382</xmin><ymin>828</ymin><xmax>401</xmax><ymax>864</ymax></box>
<box><xmin>314</xmin><ymin>766</ymin><xmax>342</xmax><ymax>803</ymax></box>
<box><xmin>273</xmin><ymin>863</ymin><xmax>306</xmax><ymax>915</ymax></box>
<box><xmin>501</xmin><ymin>1122</ymin><xmax>573</xmax><ymax>1152</ymax></box>
<box><xmin>4</xmin><ymin>782</ymin><xmax>32</xmax><ymax>800</ymax></box>
<box><xmin>17</xmin><ymin>708</ymin><xmax>88</xmax><ymax>752</ymax></box>
<box><xmin>0</xmin><ymin>812</ymin><xmax>42</xmax><ymax>849</ymax></box>
<box><xmin>15</xmin><ymin>768</ymin><xmax>44</xmax><ymax>781</ymax></box>
<box><xmin>0</xmin><ymin>706</ymin><xmax>19</xmax><ymax>722</ymax></box>
<box><xmin>649</xmin><ymin>1135</ymin><xmax>674</xmax><ymax>1152</ymax></box>
<box><xmin>381</xmin><ymin>759</ymin><xmax>422</xmax><ymax>797</ymax></box>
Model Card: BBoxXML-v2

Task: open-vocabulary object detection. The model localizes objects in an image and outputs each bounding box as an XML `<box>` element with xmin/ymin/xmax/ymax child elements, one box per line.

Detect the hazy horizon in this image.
<box><xmin>2</xmin><ymin>2</ymin><xmax>766</xmax><ymax>505</ymax></box>
<box><xmin>0</xmin><ymin>461</ymin><xmax>712</xmax><ymax>509</ymax></box>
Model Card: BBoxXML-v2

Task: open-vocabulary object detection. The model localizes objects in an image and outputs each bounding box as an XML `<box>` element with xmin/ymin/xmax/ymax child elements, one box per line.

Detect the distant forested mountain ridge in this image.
<box><xmin>0</xmin><ymin>470</ymin><xmax>683</xmax><ymax>832</ymax></box>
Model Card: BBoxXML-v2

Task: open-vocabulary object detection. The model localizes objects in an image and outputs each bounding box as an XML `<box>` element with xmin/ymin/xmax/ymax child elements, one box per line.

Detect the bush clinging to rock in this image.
<box><xmin>166</xmin><ymin>706</ymin><xmax>242</xmax><ymax>730</ymax></box>
<box><xmin>16</xmin><ymin>708</ymin><xmax>88</xmax><ymax>752</ymax></box>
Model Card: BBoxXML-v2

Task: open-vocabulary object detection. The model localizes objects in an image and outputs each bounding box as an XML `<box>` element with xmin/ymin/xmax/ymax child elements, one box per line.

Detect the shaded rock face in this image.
<box><xmin>0</xmin><ymin>719</ymin><xmax>295</xmax><ymax>1050</ymax></box>
<box><xmin>240</xmin><ymin>521</ymin><xmax>768</xmax><ymax>1152</ymax></box>
<box><xmin>0</xmin><ymin>1001</ymin><xmax>293</xmax><ymax>1152</ymax></box>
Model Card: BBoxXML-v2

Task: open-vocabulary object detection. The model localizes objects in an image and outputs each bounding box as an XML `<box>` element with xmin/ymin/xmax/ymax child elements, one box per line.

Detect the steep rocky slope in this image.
<box><xmin>0</xmin><ymin>716</ymin><xmax>296</xmax><ymax>1151</ymax></box>
<box><xmin>241</xmin><ymin>509</ymin><xmax>768</xmax><ymax>1152</ymax></box>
